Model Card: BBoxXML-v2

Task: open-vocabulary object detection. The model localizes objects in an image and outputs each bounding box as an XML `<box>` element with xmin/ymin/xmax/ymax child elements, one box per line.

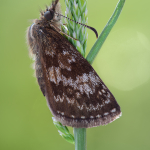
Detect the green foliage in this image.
<box><xmin>52</xmin><ymin>117</ymin><xmax>75</xmax><ymax>144</ymax></box>
<box><xmin>62</xmin><ymin>0</ymin><xmax>88</xmax><ymax>57</ymax></box>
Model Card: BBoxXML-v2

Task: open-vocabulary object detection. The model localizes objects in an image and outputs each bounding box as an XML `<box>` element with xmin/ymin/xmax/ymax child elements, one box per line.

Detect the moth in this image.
<box><xmin>27</xmin><ymin>0</ymin><xmax>121</xmax><ymax>128</ymax></box>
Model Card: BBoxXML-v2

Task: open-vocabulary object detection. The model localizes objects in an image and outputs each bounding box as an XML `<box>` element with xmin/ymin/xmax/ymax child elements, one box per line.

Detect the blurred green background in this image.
<box><xmin>0</xmin><ymin>0</ymin><xmax>150</xmax><ymax>150</ymax></box>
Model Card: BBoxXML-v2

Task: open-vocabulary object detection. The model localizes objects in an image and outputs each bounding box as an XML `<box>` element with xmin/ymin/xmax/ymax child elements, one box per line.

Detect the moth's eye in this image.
<box><xmin>44</xmin><ymin>11</ymin><xmax>54</xmax><ymax>21</ymax></box>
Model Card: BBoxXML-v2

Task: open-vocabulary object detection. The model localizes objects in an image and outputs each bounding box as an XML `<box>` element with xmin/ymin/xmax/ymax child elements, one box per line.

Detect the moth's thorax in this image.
<box><xmin>34</xmin><ymin>17</ymin><xmax>61</xmax><ymax>30</ymax></box>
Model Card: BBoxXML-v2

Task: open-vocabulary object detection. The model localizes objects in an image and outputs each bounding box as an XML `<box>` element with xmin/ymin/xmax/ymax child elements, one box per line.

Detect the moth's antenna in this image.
<box><xmin>55</xmin><ymin>12</ymin><xmax>98</xmax><ymax>38</ymax></box>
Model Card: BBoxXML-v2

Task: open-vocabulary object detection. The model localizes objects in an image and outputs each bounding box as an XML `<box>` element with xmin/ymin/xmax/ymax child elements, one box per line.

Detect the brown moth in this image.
<box><xmin>27</xmin><ymin>0</ymin><xmax>121</xmax><ymax>128</ymax></box>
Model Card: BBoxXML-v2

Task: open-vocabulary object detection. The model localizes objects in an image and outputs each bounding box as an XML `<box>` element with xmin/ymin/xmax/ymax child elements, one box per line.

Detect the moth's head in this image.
<box><xmin>38</xmin><ymin>0</ymin><xmax>61</xmax><ymax>25</ymax></box>
<box><xmin>43</xmin><ymin>10</ymin><xmax>55</xmax><ymax>21</ymax></box>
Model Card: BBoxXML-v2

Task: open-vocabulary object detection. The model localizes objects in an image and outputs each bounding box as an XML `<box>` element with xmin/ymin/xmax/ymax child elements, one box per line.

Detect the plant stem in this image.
<box><xmin>63</xmin><ymin>0</ymin><xmax>88</xmax><ymax>148</ymax></box>
<box><xmin>74</xmin><ymin>128</ymin><xmax>86</xmax><ymax>150</ymax></box>
<box><xmin>86</xmin><ymin>0</ymin><xmax>126</xmax><ymax>64</ymax></box>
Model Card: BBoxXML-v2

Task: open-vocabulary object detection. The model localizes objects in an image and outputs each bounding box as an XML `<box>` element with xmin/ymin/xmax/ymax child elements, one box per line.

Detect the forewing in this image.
<box><xmin>27</xmin><ymin>24</ymin><xmax>121</xmax><ymax>128</ymax></box>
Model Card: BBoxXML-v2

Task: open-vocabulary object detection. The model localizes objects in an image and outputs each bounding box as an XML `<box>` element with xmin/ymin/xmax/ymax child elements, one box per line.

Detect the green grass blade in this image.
<box><xmin>52</xmin><ymin>117</ymin><xmax>75</xmax><ymax>144</ymax></box>
<box><xmin>86</xmin><ymin>0</ymin><xmax>126</xmax><ymax>65</ymax></box>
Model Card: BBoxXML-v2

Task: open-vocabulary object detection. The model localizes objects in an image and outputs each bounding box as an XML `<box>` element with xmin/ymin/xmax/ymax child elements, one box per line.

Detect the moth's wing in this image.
<box><xmin>28</xmin><ymin>24</ymin><xmax>121</xmax><ymax>128</ymax></box>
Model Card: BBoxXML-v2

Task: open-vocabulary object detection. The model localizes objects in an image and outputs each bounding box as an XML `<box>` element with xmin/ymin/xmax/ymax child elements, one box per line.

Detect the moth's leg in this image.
<box><xmin>50</xmin><ymin>24</ymin><xmax>79</xmax><ymax>41</ymax></box>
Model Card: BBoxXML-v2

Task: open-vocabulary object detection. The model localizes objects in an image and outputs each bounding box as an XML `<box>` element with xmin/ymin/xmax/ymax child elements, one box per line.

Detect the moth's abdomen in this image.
<box><xmin>27</xmin><ymin>23</ymin><xmax>46</xmax><ymax>96</ymax></box>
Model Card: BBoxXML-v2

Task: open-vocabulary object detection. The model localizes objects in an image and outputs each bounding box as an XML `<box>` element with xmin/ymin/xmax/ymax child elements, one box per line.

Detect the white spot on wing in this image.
<box><xmin>61</xmin><ymin>112</ymin><xmax>64</xmax><ymax>115</ymax></box>
<box><xmin>49</xmin><ymin>66</ymin><xmax>56</xmax><ymax>84</ymax></box>
<box><xmin>102</xmin><ymin>84</ymin><xmax>107</xmax><ymax>89</ymax></box>
<box><xmin>54</xmin><ymin>95</ymin><xmax>59</xmax><ymax>102</ymax></box>
<box><xmin>77</xmin><ymin>104</ymin><xmax>84</xmax><ymax>110</ymax></box>
<box><xmin>68</xmin><ymin>56</ymin><xmax>76</xmax><ymax>64</ymax></box>
<box><xmin>81</xmin><ymin>116</ymin><xmax>85</xmax><ymax>119</ymax></box>
<box><xmin>82</xmin><ymin>73</ymin><xmax>89</xmax><ymax>82</ymax></box>
<box><xmin>105</xmin><ymin>98</ymin><xmax>110</xmax><ymax>104</ymax></box>
<box><xmin>54</xmin><ymin>95</ymin><xmax>64</xmax><ymax>102</ymax></box>
<box><xmin>85</xmin><ymin>103</ymin><xmax>105</xmax><ymax>112</ymax></box>
<box><xmin>96</xmin><ymin>114</ymin><xmax>101</xmax><ymax>118</ymax></box>
<box><xmin>107</xmin><ymin>92</ymin><xmax>111</xmax><ymax>98</ymax></box>
<box><xmin>111</xmin><ymin>108</ymin><xmax>116</xmax><ymax>113</ymax></box>
<box><xmin>66</xmin><ymin>97</ymin><xmax>75</xmax><ymax>104</ymax></box>
<box><xmin>39</xmin><ymin>29</ymin><xmax>43</xmax><ymax>33</ymax></box>
<box><xmin>71</xmin><ymin>115</ymin><xmax>75</xmax><ymax>118</ymax></box>
<box><xmin>63</xmin><ymin>51</ymin><xmax>69</xmax><ymax>55</ymax></box>
<box><xmin>101</xmin><ymin>89</ymin><xmax>106</xmax><ymax>93</ymax></box>
<box><xmin>76</xmin><ymin>92</ymin><xmax>81</xmax><ymax>99</ymax></box>
<box><xmin>45</xmin><ymin>49</ymin><xmax>55</xmax><ymax>57</ymax></box>
<box><xmin>55</xmin><ymin>67</ymin><xmax>62</xmax><ymax>84</ymax></box>
<box><xmin>83</xmin><ymin>83</ymin><xmax>91</xmax><ymax>97</ymax></box>
<box><xmin>98</xmin><ymin>91</ymin><xmax>102</xmax><ymax>95</ymax></box>
<box><xmin>58</xmin><ymin>60</ymin><xmax>71</xmax><ymax>71</ymax></box>
<box><xmin>104</xmin><ymin>112</ymin><xmax>109</xmax><ymax>116</ymax></box>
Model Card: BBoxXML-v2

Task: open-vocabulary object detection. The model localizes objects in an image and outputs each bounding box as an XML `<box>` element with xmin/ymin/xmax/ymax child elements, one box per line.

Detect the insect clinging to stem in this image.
<box><xmin>27</xmin><ymin>0</ymin><xmax>121</xmax><ymax>128</ymax></box>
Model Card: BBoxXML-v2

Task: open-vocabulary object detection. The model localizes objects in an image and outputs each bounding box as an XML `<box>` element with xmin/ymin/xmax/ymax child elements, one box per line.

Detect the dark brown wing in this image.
<box><xmin>27</xmin><ymin>24</ymin><xmax>121</xmax><ymax>128</ymax></box>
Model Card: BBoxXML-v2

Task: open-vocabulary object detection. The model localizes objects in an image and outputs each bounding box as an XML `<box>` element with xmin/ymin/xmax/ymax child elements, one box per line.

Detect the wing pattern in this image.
<box><xmin>27</xmin><ymin>24</ymin><xmax>121</xmax><ymax>128</ymax></box>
